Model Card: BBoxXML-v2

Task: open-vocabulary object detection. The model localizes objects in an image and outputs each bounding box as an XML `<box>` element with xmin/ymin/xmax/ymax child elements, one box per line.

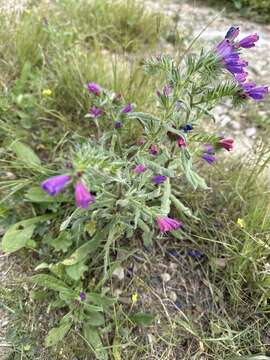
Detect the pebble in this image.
<box><xmin>160</xmin><ymin>272</ymin><xmax>171</xmax><ymax>283</ymax></box>
<box><xmin>230</xmin><ymin>120</ymin><xmax>241</xmax><ymax>130</ymax></box>
<box><xmin>112</xmin><ymin>267</ymin><xmax>125</xmax><ymax>281</ymax></box>
<box><xmin>245</xmin><ymin>127</ymin><xmax>257</xmax><ymax>137</ymax></box>
<box><xmin>169</xmin><ymin>291</ymin><xmax>177</xmax><ymax>302</ymax></box>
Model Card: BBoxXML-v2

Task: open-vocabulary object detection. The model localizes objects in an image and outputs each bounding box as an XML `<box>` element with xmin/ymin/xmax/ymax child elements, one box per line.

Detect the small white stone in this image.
<box><xmin>169</xmin><ymin>291</ymin><xmax>177</xmax><ymax>302</ymax></box>
<box><xmin>112</xmin><ymin>267</ymin><xmax>125</xmax><ymax>281</ymax></box>
<box><xmin>160</xmin><ymin>273</ymin><xmax>171</xmax><ymax>283</ymax></box>
<box><xmin>230</xmin><ymin>120</ymin><xmax>241</xmax><ymax>130</ymax></box>
<box><xmin>245</xmin><ymin>127</ymin><xmax>257</xmax><ymax>137</ymax></box>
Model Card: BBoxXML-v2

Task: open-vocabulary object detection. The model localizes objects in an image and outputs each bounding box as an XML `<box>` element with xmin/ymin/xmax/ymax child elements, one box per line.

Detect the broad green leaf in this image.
<box><xmin>10</xmin><ymin>141</ymin><xmax>41</xmax><ymax>165</ymax></box>
<box><xmin>86</xmin><ymin>311</ymin><xmax>105</xmax><ymax>327</ymax></box>
<box><xmin>45</xmin><ymin>321</ymin><xmax>72</xmax><ymax>347</ymax></box>
<box><xmin>144</xmin><ymin>159</ymin><xmax>175</xmax><ymax>177</ymax></box>
<box><xmin>138</xmin><ymin>219</ymin><xmax>153</xmax><ymax>246</ymax></box>
<box><xmin>62</xmin><ymin>228</ymin><xmax>108</xmax><ymax>266</ymax></box>
<box><xmin>49</xmin><ymin>231</ymin><xmax>73</xmax><ymax>252</ymax></box>
<box><xmin>87</xmin><ymin>293</ymin><xmax>116</xmax><ymax>308</ymax></box>
<box><xmin>160</xmin><ymin>178</ymin><xmax>171</xmax><ymax>216</ymax></box>
<box><xmin>31</xmin><ymin>274</ymin><xmax>69</xmax><ymax>293</ymax></box>
<box><xmin>65</xmin><ymin>261</ymin><xmax>88</xmax><ymax>281</ymax></box>
<box><xmin>2</xmin><ymin>214</ymin><xmax>54</xmax><ymax>253</ymax></box>
<box><xmin>1</xmin><ymin>224</ymin><xmax>35</xmax><ymax>253</ymax></box>
<box><xmin>25</xmin><ymin>187</ymin><xmax>56</xmax><ymax>203</ymax></box>
<box><xmin>85</xmin><ymin>220</ymin><xmax>97</xmax><ymax>236</ymax></box>
<box><xmin>130</xmin><ymin>312</ymin><xmax>155</xmax><ymax>327</ymax></box>
<box><xmin>83</xmin><ymin>323</ymin><xmax>108</xmax><ymax>360</ymax></box>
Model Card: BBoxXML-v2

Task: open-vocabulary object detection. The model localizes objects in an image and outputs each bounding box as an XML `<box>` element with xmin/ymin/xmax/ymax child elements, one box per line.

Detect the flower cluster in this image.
<box><xmin>216</xmin><ymin>26</ymin><xmax>268</xmax><ymax>101</ymax></box>
<box><xmin>41</xmin><ymin>174</ymin><xmax>95</xmax><ymax>209</ymax></box>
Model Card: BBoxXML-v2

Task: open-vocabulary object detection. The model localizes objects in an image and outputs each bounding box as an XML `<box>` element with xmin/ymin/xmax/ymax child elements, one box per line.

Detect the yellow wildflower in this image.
<box><xmin>237</xmin><ymin>218</ymin><xmax>246</xmax><ymax>228</ymax></box>
<box><xmin>42</xmin><ymin>88</ymin><xmax>52</xmax><ymax>96</ymax></box>
<box><xmin>131</xmin><ymin>293</ymin><xmax>138</xmax><ymax>304</ymax></box>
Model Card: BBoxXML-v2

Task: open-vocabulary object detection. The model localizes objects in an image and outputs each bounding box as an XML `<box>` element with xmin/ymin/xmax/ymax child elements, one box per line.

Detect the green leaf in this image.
<box><xmin>45</xmin><ymin>321</ymin><xmax>72</xmax><ymax>347</ymax></box>
<box><xmin>87</xmin><ymin>293</ymin><xmax>116</xmax><ymax>309</ymax></box>
<box><xmin>25</xmin><ymin>187</ymin><xmax>56</xmax><ymax>203</ymax></box>
<box><xmin>49</xmin><ymin>231</ymin><xmax>73</xmax><ymax>252</ymax></box>
<box><xmin>10</xmin><ymin>141</ymin><xmax>41</xmax><ymax>165</ymax></box>
<box><xmin>86</xmin><ymin>311</ymin><xmax>105</xmax><ymax>327</ymax></box>
<box><xmin>2</xmin><ymin>215</ymin><xmax>53</xmax><ymax>253</ymax></box>
<box><xmin>138</xmin><ymin>219</ymin><xmax>153</xmax><ymax>246</ymax></box>
<box><xmin>31</xmin><ymin>274</ymin><xmax>69</xmax><ymax>293</ymax></box>
<box><xmin>83</xmin><ymin>323</ymin><xmax>108</xmax><ymax>360</ymax></box>
<box><xmin>170</xmin><ymin>194</ymin><xmax>199</xmax><ymax>220</ymax></box>
<box><xmin>160</xmin><ymin>178</ymin><xmax>171</xmax><ymax>216</ymax></box>
<box><xmin>144</xmin><ymin>159</ymin><xmax>175</xmax><ymax>177</ymax></box>
<box><xmin>130</xmin><ymin>312</ymin><xmax>155</xmax><ymax>327</ymax></box>
<box><xmin>1</xmin><ymin>224</ymin><xmax>35</xmax><ymax>253</ymax></box>
<box><xmin>65</xmin><ymin>261</ymin><xmax>88</xmax><ymax>281</ymax></box>
<box><xmin>62</xmin><ymin>232</ymin><xmax>103</xmax><ymax>266</ymax></box>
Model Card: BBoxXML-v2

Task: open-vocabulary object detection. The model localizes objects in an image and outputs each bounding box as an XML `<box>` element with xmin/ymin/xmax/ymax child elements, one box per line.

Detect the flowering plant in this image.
<box><xmin>2</xmin><ymin>26</ymin><xmax>268</xmax><ymax>354</ymax></box>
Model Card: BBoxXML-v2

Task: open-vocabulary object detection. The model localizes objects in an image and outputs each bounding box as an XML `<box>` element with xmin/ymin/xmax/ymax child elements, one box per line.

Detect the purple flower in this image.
<box><xmin>203</xmin><ymin>144</ymin><xmax>215</xmax><ymax>154</ymax></box>
<box><xmin>181</xmin><ymin>124</ymin><xmax>193</xmax><ymax>133</ymax></box>
<box><xmin>41</xmin><ymin>175</ymin><xmax>71</xmax><ymax>196</ymax></box>
<box><xmin>225</xmin><ymin>26</ymin><xmax>240</xmax><ymax>41</ymax></box>
<box><xmin>215</xmin><ymin>39</ymin><xmax>248</xmax><ymax>75</ymax></box>
<box><xmin>237</xmin><ymin>33</ymin><xmax>259</xmax><ymax>48</ymax></box>
<box><xmin>87</xmin><ymin>82</ymin><xmax>101</xmax><ymax>96</ymax></box>
<box><xmin>202</xmin><ymin>154</ymin><xmax>216</xmax><ymax>164</ymax></box>
<box><xmin>235</xmin><ymin>71</ymin><xmax>248</xmax><ymax>83</ymax></box>
<box><xmin>156</xmin><ymin>216</ymin><xmax>182</xmax><ymax>233</ymax></box>
<box><xmin>241</xmin><ymin>82</ymin><xmax>268</xmax><ymax>101</ymax></box>
<box><xmin>122</xmin><ymin>103</ymin><xmax>132</xmax><ymax>113</ymax></box>
<box><xmin>75</xmin><ymin>181</ymin><xmax>95</xmax><ymax>209</ymax></box>
<box><xmin>138</xmin><ymin>138</ymin><xmax>146</xmax><ymax>145</ymax></box>
<box><xmin>149</xmin><ymin>144</ymin><xmax>158</xmax><ymax>155</ymax></box>
<box><xmin>90</xmin><ymin>106</ymin><xmax>103</xmax><ymax>117</ymax></box>
<box><xmin>152</xmin><ymin>175</ymin><xmax>167</xmax><ymax>184</ymax></box>
<box><xmin>177</xmin><ymin>137</ymin><xmax>186</xmax><ymax>148</ymax></box>
<box><xmin>163</xmin><ymin>84</ymin><xmax>172</xmax><ymax>96</ymax></box>
<box><xmin>134</xmin><ymin>164</ymin><xmax>147</xmax><ymax>174</ymax></box>
<box><xmin>114</xmin><ymin>121</ymin><xmax>122</xmax><ymax>129</ymax></box>
<box><xmin>79</xmin><ymin>292</ymin><xmax>86</xmax><ymax>301</ymax></box>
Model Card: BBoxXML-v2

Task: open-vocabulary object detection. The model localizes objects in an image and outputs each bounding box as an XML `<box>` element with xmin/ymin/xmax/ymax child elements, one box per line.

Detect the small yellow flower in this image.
<box><xmin>42</xmin><ymin>88</ymin><xmax>52</xmax><ymax>96</ymax></box>
<box><xmin>131</xmin><ymin>293</ymin><xmax>138</xmax><ymax>304</ymax></box>
<box><xmin>237</xmin><ymin>218</ymin><xmax>246</xmax><ymax>228</ymax></box>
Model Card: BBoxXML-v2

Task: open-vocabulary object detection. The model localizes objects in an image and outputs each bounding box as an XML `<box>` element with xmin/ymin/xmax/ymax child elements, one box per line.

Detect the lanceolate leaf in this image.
<box><xmin>45</xmin><ymin>321</ymin><xmax>72</xmax><ymax>347</ymax></box>
<box><xmin>160</xmin><ymin>178</ymin><xmax>171</xmax><ymax>216</ymax></box>
<box><xmin>83</xmin><ymin>323</ymin><xmax>108</xmax><ymax>360</ymax></box>
<box><xmin>10</xmin><ymin>141</ymin><xmax>41</xmax><ymax>166</ymax></box>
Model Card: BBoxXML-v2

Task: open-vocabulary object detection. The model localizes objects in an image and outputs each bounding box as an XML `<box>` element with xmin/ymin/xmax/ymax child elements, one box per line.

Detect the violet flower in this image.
<box><xmin>149</xmin><ymin>144</ymin><xmax>158</xmax><ymax>155</ymax></box>
<box><xmin>122</xmin><ymin>103</ymin><xmax>132</xmax><ymax>113</ymax></box>
<box><xmin>87</xmin><ymin>82</ymin><xmax>101</xmax><ymax>96</ymax></box>
<box><xmin>203</xmin><ymin>144</ymin><xmax>215</xmax><ymax>154</ymax></box>
<box><xmin>79</xmin><ymin>292</ymin><xmax>86</xmax><ymax>301</ymax></box>
<box><xmin>138</xmin><ymin>138</ymin><xmax>146</xmax><ymax>145</ymax></box>
<box><xmin>202</xmin><ymin>154</ymin><xmax>216</xmax><ymax>164</ymax></box>
<box><xmin>152</xmin><ymin>175</ymin><xmax>167</xmax><ymax>185</ymax></box>
<box><xmin>163</xmin><ymin>84</ymin><xmax>172</xmax><ymax>96</ymax></box>
<box><xmin>181</xmin><ymin>124</ymin><xmax>193</xmax><ymax>133</ymax></box>
<box><xmin>216</xmin><ymin>39</ymin><xmax>248</xmax><ymax>75</ymax></box>
<box><xmin>241</xmin><ymin>82</ymin><xmax>268</xmax><ymax>101</ymax></box>
<box><xmin>225</xmin><ymin>26</ymin><xmax>240</xmax><ymax>41</ymax></box>
<box><xmin>219</xmin><ymin>138</ymin><xmax>234</xmax><ymax>151</ymax></box>
<box><xmin>75</xmin><ymin>181</ymin><xmax>95</xmax><ymax>209</ymax></box>
<box><xmin>237</xmin><ymin>33</ymin><xmax>259</xmax><ymax>48</ymax></box>
<box><xmin>90</xmin><ymin>106</ymin><xmax>103</xmax><ymax>117</ymax></box>
<box><xmin>235</xmin><ymin>71</ymin><xmax>248</xmax><ymax>83</ymax></box>
<box><xmin>157</xmin><ymin>216</ymin><xmax>182</xmax><ymax>233</ymax></box>
<box><xmin>114</xmin><ymin>121</ymin><xmax>122</xmax><ymax>129</ymax></box>
<box><xmin>134</xmin><ymin>164</ymin><xmax>147</xmax><ymax>174</ymax></box>
<box><xmin>41</xmin><ymin>174</ymin><xmax>71</xmax><ymax>196</ymax></box>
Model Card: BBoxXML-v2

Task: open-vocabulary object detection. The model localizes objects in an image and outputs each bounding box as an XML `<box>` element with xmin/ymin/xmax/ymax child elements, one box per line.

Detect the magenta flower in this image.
<box><xmin>87</xmin><ymin>82</ymin><xmax>101</xmax><ymax>96</ymax></box>
<box><xmin>122</xmin><ymin>103</ymin><xmax>132</xmax><ymax>113</ymax></box>
<box><xmin>149</xmin><ymin>144</ymin><xmax>158</xmax><ymax>155</ymax></box>
<box><xmin>219</xmin><ymin>138</ymin><xmax>234</xmax><ymax>151</ymax></box>
<box><xmin>41</xmin><ymin>174</ymin><xmax>71</xmax><ymax>196</ymax></box>
<box><xmin>138</xmin><ymin>138</ymin><xmax>146</xmax><ymax>145</ymax></box>
<box><xmin>202</xmin><ymin>154</ymin><xmax>216</xmax><ymax>164</ymax></box>
<box><xmin>75</xmin><ymin>181</ymin><xmax>95</xmax><ymax>209</ymax></box>
<box><xmin>225</xmin><ymin>26</ymin><xmax>240</xmax><ymax>41</ymax></box>
<box><xmin>156</xmin><ymin>216</ymin><xmax>182</xmax><ymax>233</ymax></box>
<box><xmin>90</xmin><ymin>106</ymin><xmax>103</xmax><ymax>117</ymax></box>
<box><xmin>177</xmin><ymin>137</ymin><xmax>186</xmax><ymax>148</ymax></box>
<box><xmin>134</xmin><ymin>164</ymin><xmax>146</xmax><ymax>174</ymax></box>
<box><xmin>237</xmin><ymin>33</ymin><xmax>259</xmax><ymax>48</ymax></box>
<box><xmin>152</xmin><ymin>175</ymin><xmax>167</xmax><ymax>184</ymax></box>
<box><xmin>216</xmin><ymin>39</ymin><xmax>248</xmax><ymax>75</ymax></box>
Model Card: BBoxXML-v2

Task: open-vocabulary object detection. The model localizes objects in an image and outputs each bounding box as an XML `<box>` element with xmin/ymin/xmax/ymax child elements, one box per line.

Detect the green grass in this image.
<box><xmin>1</xmin><ymin>0</ymin><xmax>270</xmax><ymax>359</ymax></box>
